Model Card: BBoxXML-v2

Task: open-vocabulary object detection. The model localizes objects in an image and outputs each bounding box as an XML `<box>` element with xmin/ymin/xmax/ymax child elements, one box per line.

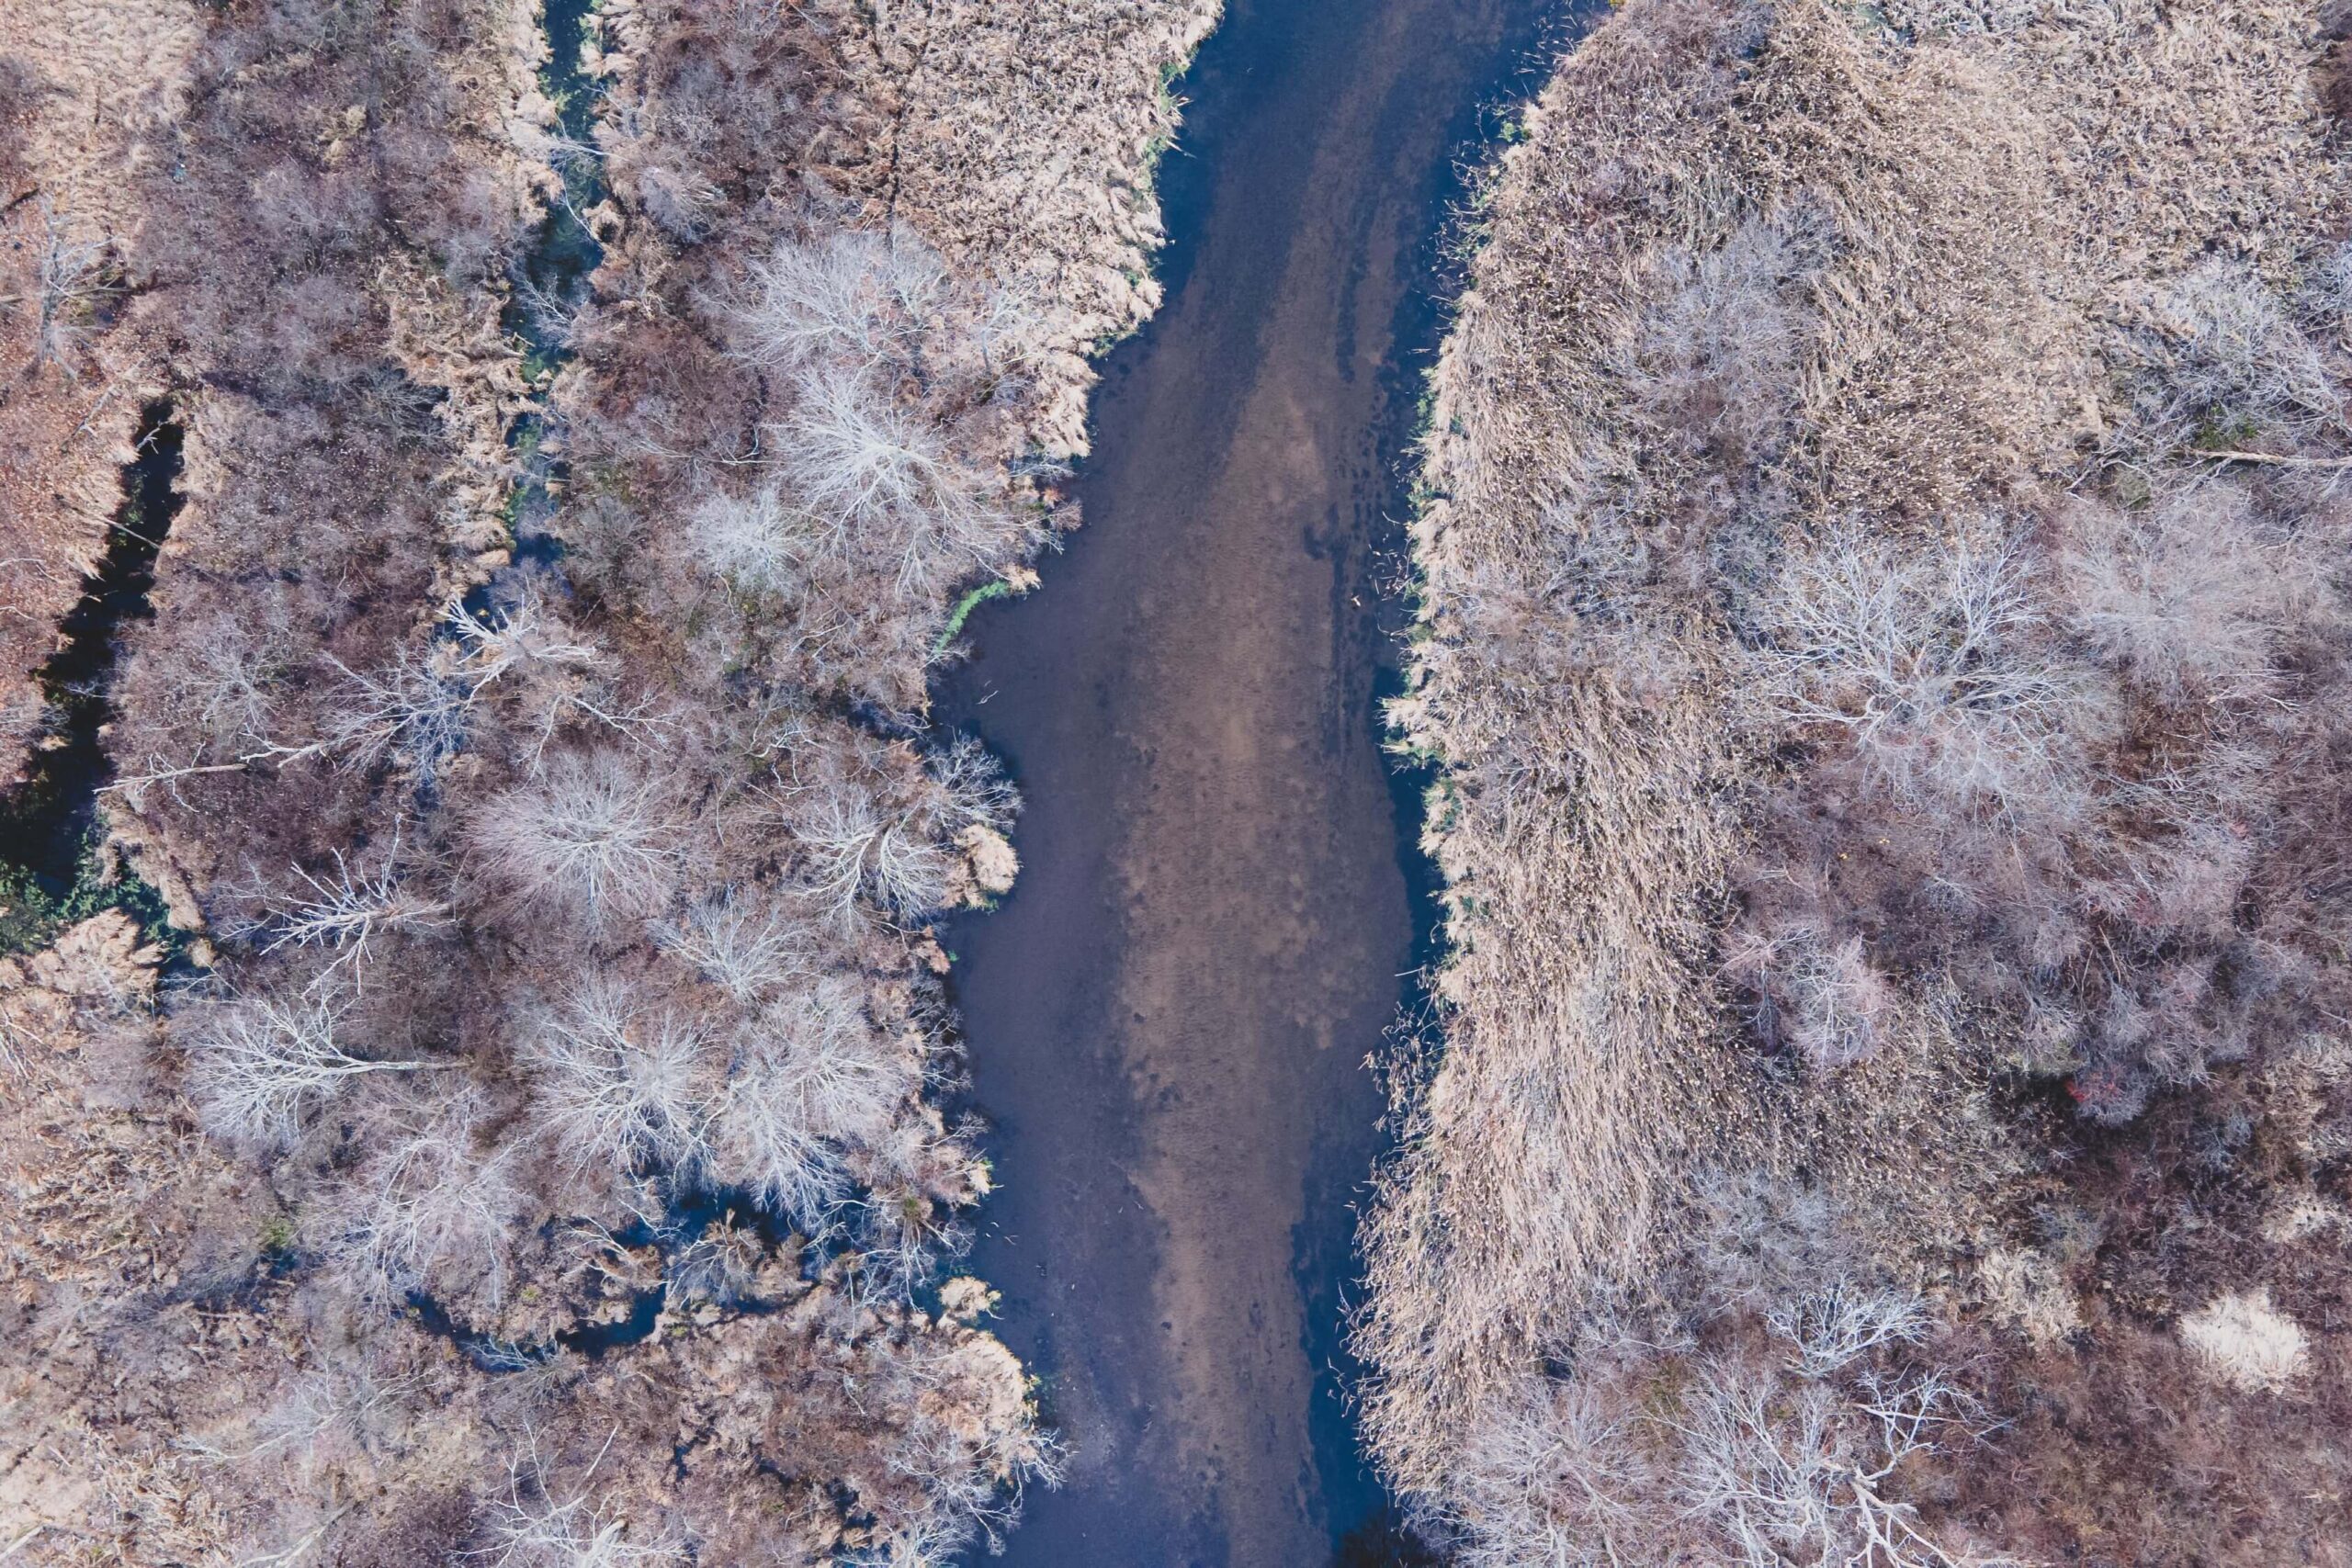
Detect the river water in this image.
<box><xmin>933</xmin><ymin>1</ymin><xmax>1574</xmax><ymax>1562</ymax></box>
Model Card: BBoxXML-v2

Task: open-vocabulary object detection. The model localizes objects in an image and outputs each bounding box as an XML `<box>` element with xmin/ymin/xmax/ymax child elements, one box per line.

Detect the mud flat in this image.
<box><xmin>933</xmin><ymin>0</ymin><xmax>1567</xmax><ymax>1561</ymax></box>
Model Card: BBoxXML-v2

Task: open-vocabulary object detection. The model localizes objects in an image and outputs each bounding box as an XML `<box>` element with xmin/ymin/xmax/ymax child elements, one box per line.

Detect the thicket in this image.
<box><xmin>1362</xmin><ymin>0</ymin><xmax>2352</xmax><ymax>1561</ymax></box>
<box><xmin>0</xmin><ymin>0</ymin><xmax>1232</xmax><ymax>1559</ymax></box>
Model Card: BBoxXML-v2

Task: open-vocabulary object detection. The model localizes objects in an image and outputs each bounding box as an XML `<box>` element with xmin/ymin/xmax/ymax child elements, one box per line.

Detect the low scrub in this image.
<box><xmin>1362</xmin><ymin>0</ymin><xmax>2352</xmax><ymax>1559</ymax></box>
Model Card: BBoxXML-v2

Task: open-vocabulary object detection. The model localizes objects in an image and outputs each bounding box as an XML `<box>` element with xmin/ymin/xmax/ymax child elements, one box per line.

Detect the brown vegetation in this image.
<box><xmin>1362</xmin><ymin>0</ymin><xmax>2352</xmax><ymax>1560</ymax></box>
<box><xmin>2</xmin><ymin>0</ymin><xmax>1214</xmax><ymax>1562</ymax></box>
<box><xmin>0</xmin><ymin>0</ymin><xmax>197</xmax><ymax>776</ymax></box>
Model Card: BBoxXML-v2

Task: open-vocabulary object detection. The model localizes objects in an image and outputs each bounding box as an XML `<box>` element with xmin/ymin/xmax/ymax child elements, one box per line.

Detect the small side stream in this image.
<box><xmin>0</xmin><ymin>403</ymin><xmax>183</xmax><ymax>942</ymax></box>
<box><xmin>933</xmin><ymin>1</ymin><xmax>1586</xmax><ymax>1562</ymax></box>
<box><xmin>500</xmin><ymin>0</ymin><xmax>605</xmax><ymax>573</ymax></box>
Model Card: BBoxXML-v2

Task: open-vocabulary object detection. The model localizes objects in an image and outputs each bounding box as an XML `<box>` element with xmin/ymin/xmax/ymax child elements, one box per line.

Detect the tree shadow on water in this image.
<box><xmin>1330</xmin><ymin>1513</ymin><xmax>1443</xmax><ymax>1568</ymax></box>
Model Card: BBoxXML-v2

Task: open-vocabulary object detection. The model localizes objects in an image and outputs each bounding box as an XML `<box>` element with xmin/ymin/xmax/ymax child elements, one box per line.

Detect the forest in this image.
<box><xmin>0</xmin><ymin>0</ymin><xmax>1210</xmax><ymax>1561</ymax></box>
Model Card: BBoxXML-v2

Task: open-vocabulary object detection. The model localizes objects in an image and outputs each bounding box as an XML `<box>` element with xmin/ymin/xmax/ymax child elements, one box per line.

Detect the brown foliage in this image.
<box><xmin>1363</xmin><ymin>0</ymin><xmax>2352</xmax><ymax>1558</ymax></box>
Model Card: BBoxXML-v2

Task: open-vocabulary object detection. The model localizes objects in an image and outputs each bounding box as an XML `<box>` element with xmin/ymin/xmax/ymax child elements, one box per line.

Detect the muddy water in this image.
<box><xmin>933</xmin><ymin>2</ymin><xmax>1567</xmax><ymax>1562</ymax></box>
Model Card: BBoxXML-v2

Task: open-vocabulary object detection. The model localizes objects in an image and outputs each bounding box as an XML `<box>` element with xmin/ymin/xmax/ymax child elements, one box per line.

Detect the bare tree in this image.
<box><xmin>445</xmin><ymin>590</ymin><xmax>648</xmax><ymax>764</ymax></box>
<box><xmin>1669</xmin><ymin>1359</ymin><xmax>1999</xmax><ymax>1568</ymax></box>
<box><xmin>257</xmin><ymin>832</ymin><xmax>452</xmax><ymax>990</ymax></box>
<box><xmin>928</xmin><ymin>735</ymin><xmax>1021</xmax><ymax>832</ymax></box>
<box><xmin>775</xmin><ymin>363</ymin><xmax>964</xmax><ymax>537</ymax></box>
<box><xmin>1764</xmin><ymin>1280</ymin><xmax>1932</xmax><ymax>1377</ymax></box>
<box><xmin>324</xmin><ymin>1091</ymin><xmax>526</xmax><ymax>1307</ymax></box>
<box><xmin>711</xmin><ymin>979</ymin><xmax>907</xmax><ymax>1229</ymax></box>
<box><xmin>1751</xmin><ymin>524</ymin><xmax>2098</xmax><ymax>817</ymax></box>
<box><xmin>791</xmin><ymin>777</ymin><xmax>955</xmax><ymax>926</ymax></box>
<box><xmin>709</xmin><ymin>1064</ymin><xmax>842</xmax><ymax>1233</ymax></box>
<box><xmin>184</xmin><ymin>989</ymin><xmax>438</xmax><ymax>1145</ymax></box>
<box><xmin>521</xmin><ymin>980</ymin><xmax>715</xmax><ymax>1175</ymax></box>
<box><xmin>688</xmin><ymin>482</ymin><xmax>811</xmax><ymax>595</ymax></box>
<box><xmin>653</xmin><ymin>892</ymin><xmax>811</xmax><ymax>1003</ymax></box>
<box><xmin>1723</xmin><ymin>927</ymin><xmax>1897</xmax><ymax>1072</ymax></box>
<box><xmin>125</xmin><ymin>604</ymin><xmax>296</xmax><ymax>758</ymax></box>
<box><xmin>0</xmin><ymin>196</ymin><xmax>111</xmax><ymax>370</ymax></box>
<box><xmin>445</xmin><ymin>589</ymin><xmax>605</xmax><ymax>692</ymax></box>
<box><xmin>318</xmin><ymin>648</ymin><xmax>475</xmax><ymax>784</ymax></box>
<box><xmin>470</xmin><ymin>1429</ymin><xmax>688</xmax><ymax>1568</ymax></box>
<box><xmin>730</xmin><ymin>230</ymin><xmax>945</xmax><ymax>375</ymax></box>
<box><xmin>469</xmin><ymin>749</ymin><xmax>685</xmax><ymax>926</ymax></box>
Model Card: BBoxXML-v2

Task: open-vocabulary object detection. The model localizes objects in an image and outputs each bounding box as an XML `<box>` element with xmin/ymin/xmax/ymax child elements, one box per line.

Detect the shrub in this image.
<box><xmin>468</xmin><ymin>749</ymin><xmax>685</xmax><ymax>927</ymax></box>
<box><xmin>2128</xmin><ymin>262</ymin><xmax>2340</xmax><ymax>445</ymax></box>
<box><xmin>1451</xmin><ymin>1373</ymin><xmax>1657</xmax><ymax>1568</ymax></box>
<box><xmin>1620</xmin><ymin>216</ymin><xmax>1809</xmax><ymax>467</ymax></box>
<box><xmin>1439</xmin><ymin>1279</ymin><xmax>1998</xmax><ymax>1568</ymax></box>
<box><xmin>2062</xmin><ymin>487</ymin><xmax>2290</xmax><ymax>703</ymax></box>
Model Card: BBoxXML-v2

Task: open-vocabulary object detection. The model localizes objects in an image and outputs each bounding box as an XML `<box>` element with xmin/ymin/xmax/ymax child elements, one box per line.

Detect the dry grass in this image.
<box><xmin>0</xmin><ymin>1</ymin><xmax>196</xmax><ymax>782</ymax></box>
<box><xmin>1362</xmin><ymin>0</ymin><xmax>2352</xmax><ymax>1558</ymax></box>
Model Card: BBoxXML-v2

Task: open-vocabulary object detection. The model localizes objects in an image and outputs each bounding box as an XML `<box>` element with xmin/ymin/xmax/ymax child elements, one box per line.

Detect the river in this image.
<box><xmin>932</xmin><ymin>0</ymin><xmax>1577</xmax><ymax>1562</ymax></box>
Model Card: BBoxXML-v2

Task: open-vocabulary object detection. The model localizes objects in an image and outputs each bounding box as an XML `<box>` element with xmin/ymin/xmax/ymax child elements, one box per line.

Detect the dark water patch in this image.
<box><xmin>0</xmin><ymin>403</ymin><xmax>186</xmax><ymax>952</ymax></box>
<box><xmin>397</xmin><ymin>1183</ymin><xmax>819</xmax><ymax>1371</ymax></box>
<box><xmin>494</xmin><ymin>0</ymin><xmax>606</xmax><ymax>581</ymax></box>
<box><xmin>930</xmin><ymin>0</ymin><xmax>1583</xmax><ymax>1562</ymax></box>
<box><xmin>1332</xmin><ymin>1514</ymin><xmax>1447</xmax><ymax>1568</ymax></box>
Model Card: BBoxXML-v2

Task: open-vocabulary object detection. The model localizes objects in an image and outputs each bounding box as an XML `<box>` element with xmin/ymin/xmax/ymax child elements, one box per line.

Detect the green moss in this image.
<box><xmin>2193</xmin><ymin>412</ymin><xmax>2262</xmax><ymax>451</ymax></box>
<box><xmin>2109</xmin><ymin>465</ymin><xmax>2156</xmax><ymax>511</ymax></box>
<box><xmin>257</xmin><ymin>1214</ymin><xmax>298</xmax><ymax>1262</ymax></box>
<box><xmin>0</xmin><ymin>835</ymin><xmax>178</xmax><ymax>961</ymax></box>
<box><xmin>932</xmin><ymin>579</ymin><xmax>1014</xmax><ymax>655</ymax></box>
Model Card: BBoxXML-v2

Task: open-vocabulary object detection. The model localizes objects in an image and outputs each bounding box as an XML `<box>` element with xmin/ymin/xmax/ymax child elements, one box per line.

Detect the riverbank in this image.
<box><xmin>0</xmin><ymin>2</ymin><xmax>1224</xmax><ymax>1562</ymax></box>
<box><xmin>1360</xmin><ymin>0</ymin><xmax>2352</xmax><ymax>1559</ymax></box>
<box><xmin>0</xmin><ymin>0</ymin><xmax>197</xmax><ymax>780</ymax></box>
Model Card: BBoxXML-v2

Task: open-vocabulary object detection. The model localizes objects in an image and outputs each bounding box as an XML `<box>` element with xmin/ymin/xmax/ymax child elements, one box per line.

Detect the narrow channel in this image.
<box><xmin>933</xmin><ymin>1</ymin><xmax>1577</xmax><ymax>1562</ymax></box>
<box><xmin>0</xmin><ymin>404</ymin><xmax>182</xmax><ymax>888</ymax></box>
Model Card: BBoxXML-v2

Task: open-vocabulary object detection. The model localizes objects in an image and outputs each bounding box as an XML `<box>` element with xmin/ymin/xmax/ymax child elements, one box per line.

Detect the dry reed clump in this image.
<box><xmin>1363</xmin><ymin>0</ymin><xmax>2352</xmax><ymax>1558</ymax></box>
<box><xmin>0</xmin><ymin>0</ymin><xmax>1205</xmax><ymax>1562</ymax></box>
<box><xmin>2179</xmin><ymin>1288</ymin><xmax>2311</xmax><ymax>1393</ymax></box>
